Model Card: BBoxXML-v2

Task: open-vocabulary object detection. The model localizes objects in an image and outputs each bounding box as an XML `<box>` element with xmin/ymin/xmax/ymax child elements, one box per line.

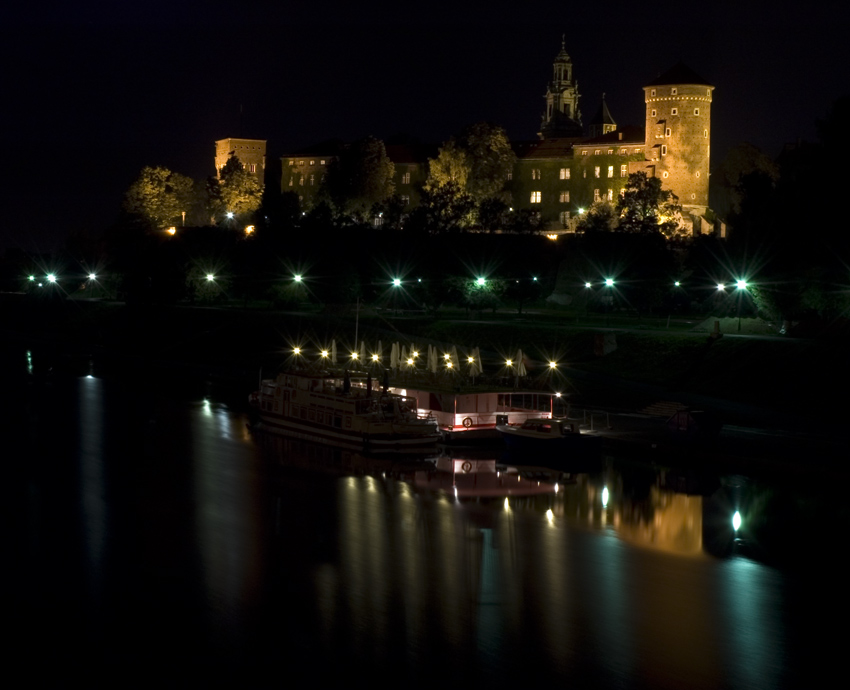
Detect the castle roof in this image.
<box><xmin>645</xmin><ymin>62</ymin><xmax>712</xmax><ymax>87</ymax></box>
<box><xmin>281</xmin><ymin>138</ymin><xmax>346</xmax><ymax>157</ymax></box>
<box><xmin>513</xmin><ymin>137</ymin><xmax>581</xmax><ymax>160</ymax></box>
<box><xmin>589</xmin><ymin>95</ymin><xmax>616</xmax><ymax>126</ymax></box>
<box><xmin>575</xmin><ymin>125</ymin><xmax>645</xmax><ymax>146</ymax></box>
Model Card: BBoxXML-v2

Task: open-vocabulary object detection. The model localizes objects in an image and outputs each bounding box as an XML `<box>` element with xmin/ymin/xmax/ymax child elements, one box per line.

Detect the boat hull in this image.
<box><xmin>254</xmin><ymin>412</ymin><xmax>441</xmax><ymax>453</ymax></box>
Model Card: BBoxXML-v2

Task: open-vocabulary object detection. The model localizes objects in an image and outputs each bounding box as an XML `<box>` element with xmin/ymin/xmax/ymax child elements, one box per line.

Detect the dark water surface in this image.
<box><xmin>7</xmin><ymin>349</ymin><xmax>846</xmax><ymax>688</ymax></box>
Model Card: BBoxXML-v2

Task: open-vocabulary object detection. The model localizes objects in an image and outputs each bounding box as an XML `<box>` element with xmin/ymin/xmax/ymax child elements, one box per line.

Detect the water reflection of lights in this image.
<box><xmin>546</xmin><ymin>508</ymin><xmax>554</xmax><ymax>525</ymax></box>
<box><xmin>732</xmin><ymin>510</ymin><xmax>742</xmax><ymax>531</ymax></box>
<box><xmin>602</xmin><ymin>486</ymin><xmax>610</xmax><ymax>507</ymax></box>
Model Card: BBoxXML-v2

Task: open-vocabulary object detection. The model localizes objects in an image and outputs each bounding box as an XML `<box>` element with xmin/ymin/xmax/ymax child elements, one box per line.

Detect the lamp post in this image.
<box><xmin>735</xmin><ymin>279</ymin><xmax>748</xmax><ymax>332</ymax></box>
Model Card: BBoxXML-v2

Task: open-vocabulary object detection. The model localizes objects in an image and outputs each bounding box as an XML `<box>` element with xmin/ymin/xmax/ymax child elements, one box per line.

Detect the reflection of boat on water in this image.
<box><xmin>249</xmin><ymin>369</ymin><xmax>440</xmax><ymax>453</ymax></box>
<box><xmin>389</xmin><ymin>387</ymin><xmax>557</xmax><ymax>443</ymax></box>
<box><xmin>413</xmin><ymin>453</ymin><xmax>564</xmax><ymax>498</ymax></box>
<box><xmin>498</xmin><ymin>418</ymin><xmax>602</xmax><ymax>454</ymax></box>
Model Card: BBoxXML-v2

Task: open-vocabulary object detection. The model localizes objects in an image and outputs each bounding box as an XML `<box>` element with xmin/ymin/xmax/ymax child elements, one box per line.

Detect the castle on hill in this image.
<box><xmin>217</xmin><ymin>42</ymin><xmax>717</xmax><ymax>235</ymax></box>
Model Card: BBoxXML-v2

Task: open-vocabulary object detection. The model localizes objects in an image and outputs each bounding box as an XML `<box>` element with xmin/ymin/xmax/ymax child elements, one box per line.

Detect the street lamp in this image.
<box><xmin>476</xmin><ymin>277</ymin><xmax>486</xmax><ymax>286</ymax></box>
<box><xmin>47</xmin><ymin>274</ymin><xmax>56</xmax><ymax>283</ymax></box>
<box><xmin>735</xmin><ymin>279</ymin><xmax>749</xmax><ymax>332</ymax></box>
<box><xmin>206</xmin><ymin>274</ymin><xmax>215</xmax><ymax>282</ymax></box>
<box><xmin>392</xmin><ymin>278</ymin><xmax>401</xmax><ymax>287</ymax></box>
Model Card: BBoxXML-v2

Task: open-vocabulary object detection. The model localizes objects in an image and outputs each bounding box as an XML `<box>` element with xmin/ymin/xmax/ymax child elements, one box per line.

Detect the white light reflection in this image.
<box><xmin>602</xmin><ymin>486</ymin><xmax>610</xmax><ymax>507</ymax></box>
<box><xmin>732</xmin><ymin>510</ymin><xmax>742</xmax><ymax>532</ymax></box>
<box><xmin>546</xmin><ymin>508</ymin><xmax>554</xmax><ymax>525</ymax></box>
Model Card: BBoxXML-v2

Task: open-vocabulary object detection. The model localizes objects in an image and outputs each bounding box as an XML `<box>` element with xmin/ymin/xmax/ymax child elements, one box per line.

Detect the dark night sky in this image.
<box><xmin>4</xmin><ymin>1</ymin><xmax>848</xmax><ymax>251</ymax></box>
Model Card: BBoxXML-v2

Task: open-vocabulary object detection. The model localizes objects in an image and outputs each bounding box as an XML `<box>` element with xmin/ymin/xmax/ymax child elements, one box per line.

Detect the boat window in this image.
<box><xmin>334</xmin><ymin>416</ymin><xmax>342</xmax><ymax>428</ymax></box>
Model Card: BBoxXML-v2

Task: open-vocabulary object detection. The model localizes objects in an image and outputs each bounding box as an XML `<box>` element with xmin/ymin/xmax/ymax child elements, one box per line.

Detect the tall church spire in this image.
<box><xmin>539</xmin><ymin>39</ymin><xmax>583</xmax><ymax>139</ymax></box>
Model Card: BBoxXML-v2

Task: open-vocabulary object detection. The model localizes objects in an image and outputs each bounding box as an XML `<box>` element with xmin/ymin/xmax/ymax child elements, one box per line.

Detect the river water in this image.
<box><xmin>7</xmin><ymin>347</ymin><xmax>845</xmax><ymax>688</ymax></box>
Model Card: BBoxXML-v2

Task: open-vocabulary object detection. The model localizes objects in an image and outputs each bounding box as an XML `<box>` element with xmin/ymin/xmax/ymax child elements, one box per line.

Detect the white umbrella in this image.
<box><xmin>474</xmin><ymin>347</ymin><xmax>484</xmax><ymax>375</ymax></box>
<box><xmin>331</xmin><ymin>339</ymin><xmax>337</xmax><ymax>365</ymax></box>
<box><xmin>359</xmin><ymin>341</ymin><xmax>367</xmax><ymax>365</ymax></box>
<box><xmin>402</xmin><ymin>345</ymin><xmax>408</xmax><ymax>363</ymax></box>
<box><xmin>516</xmin><ymin>349</ymin><xmax>527</xmax><ymax>377</ymax></box>
<box><xmin>429</xmin><ymin>344</ymin><xmax>438</xmax><ymax>374</ymax></box>
<box><xmin>391</xmin><ymin>342</ymin><xmax>400</xmax><ymax>371</ymax></box>
<box><xmin>377</xmin><ymin>340</ymin><xmax>383</xmax><ymax>366</ymax></box>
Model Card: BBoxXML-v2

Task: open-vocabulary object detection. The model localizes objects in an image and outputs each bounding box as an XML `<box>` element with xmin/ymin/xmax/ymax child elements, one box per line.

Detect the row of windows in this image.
<box><xmin>578</xmin><ymin>148</ymin><xmax>642</xmax><ymax>156</ymax></box>
<box><xmin>530</xmin><ymin>189</ymin><xmax>615</xmax><ymax>204</ymax></box>
<box><xmin>652</xmin><ymin>108</ymin><xmax>702</xmax><ymax>117</ymax></box>
<box><xmin>529</xmin><ymin>165</ymin><xmax>628</xmax><ymax>180</ymax></box>
<box><xmin>288</xmin><ymin>174</ymin><xmax>324</xmax><ymax>186</ymax></box>
<box><xmin>288</xmin><ymin>159</ymin><xmax>327</xmax><ymax>166</ymax></box>
<box><xmin>649</xmin><ymin>88</ymin><xmax>712</xmax><ymax>97</ymax></box>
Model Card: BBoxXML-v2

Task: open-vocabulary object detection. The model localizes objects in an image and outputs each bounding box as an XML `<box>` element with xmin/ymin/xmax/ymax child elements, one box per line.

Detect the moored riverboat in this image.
<box><xmin>249</xmin><ymin>370</ymin><xmax>440</xmax><ymax>453</ymax></box>
<box><xmin>498</xmin><ymin>417</ymin><xmax>602</xmax><ymax>454</ymax></box>
<box><xmin>388</xmin><ymin>386</ymin><xmax>558</xmax><ymax>443</ymax></box>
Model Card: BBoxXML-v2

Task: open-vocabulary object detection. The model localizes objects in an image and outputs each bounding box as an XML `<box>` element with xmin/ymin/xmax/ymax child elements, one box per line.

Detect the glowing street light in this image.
<box><xmin>736</xmin><ymin>279</ymin><xmax>748</xmax><ymax>290</ymax></box>
<box><xmin>717</xmin><ymin>283</ymin><xmax>726</xmax><ymax>290</ymax></box>
<box><xmin>320</xmin><ymin>350</ymin><xmax>329</xmax><ymax>358</ymax></box>
<box><xmin>467</xmin><ymin>356</ymin><xmax>474</xmax><ymax>364</ymax></box>
<box><xmin>549</xmin><ymin>361</ymin><xmax>558</xmax><ymax>369</ymax></box>
<box><xmin>244</xmin><ymin>225</ymin><xmax>255</xmax><ymax>236</ymax></box>
<box><xmin>407</xmin><ymin>357</ymin><xmax>414</xmax><ymax>365</ymax></box>
<box><xmin>604</xmin><ymin>278</ymin><xmax>615</xmax><ymax>287</ymax></box>
<box><xmin>585</xmin><ymin>282</ymin><xmax>592</xmax><ymax>288</ymax></box>
<box><xmin>226</xmin><ymin>212</ymin><xmax>234</xmax><ymax>219</ymax></box>
<box><xmin>674</xmin><ymin>281</ymin><xmax>681</xmax><ymax>287</ymax></box>
<box><xmin>47</xmin><ymin>274</ymin><xmax>56</xmax><ymax>283</ymax></box>
<box><xmin>28</xmin><ymin>275</ymin><xmax>35</xmax><ymax>282</ymax></box>
<box><xmin>505</xmin><ymin>359</ymin><xmax>513</xmax><ymax>367</ymax></box>
<box><xmin>293</xmin><ymin>274</ymin><xmax>303</xmax><ymax>282</ymax></box>
<box><xmin>476</xmin><ymin>277</ymin><xmax>486</xmax><ymax>286</ymax></box>
<box><xmin>732</xmin><ymin>510</ymin><xmax>742</xmax><ymax>532</ymax></box>
<box><xmin>293</xmin><ymin>347</ymin><xmax>301</xmax><ymax>355</ymax></box>
<box><xmin>206</xmin><ymin>274</ymin><xmax>215</xmax><ymax>282</ymax></box>
<box><xmin>392</xmin><ymin>278</ymin><xmax>401</xmax><ymax>287</ymax></box>
<box><xmin>166</xmin><ymin>227</ymin><xmax>177</xmax><ymax>235</ymax></box>
<box><xmin>350</xmin><ymin>352</ymin><xmax>359</xmax><ymax>360</ymax></box>
<box><xmin>88</xmin><ymin>273</ymin><xmax>97</xmax><ymax>281</ymax></box>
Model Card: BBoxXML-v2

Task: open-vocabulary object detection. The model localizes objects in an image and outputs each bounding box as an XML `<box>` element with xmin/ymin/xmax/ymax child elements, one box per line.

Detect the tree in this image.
<box><xmin>406</xmin><ymin>182</ymin><xmax>476</xmax><ymax>234</ymax></box>
<box><xmin>426</xmin><ymin>122</ymin><xmax>515</xmax><ymax>203</ymax></box>
<box><xmin>577</xmin><ymin>200</ymin><xmax>618</xmax><ymax>233</ymax></box>
<box><xmin>323</xmin><ymin>136</ymin><xmax>395</xmax><ymax>222</ymax></box>
<box><xmin>123</xmin><ymin>166</ymin><xmax>194</xmax><ymax>229</ymax></box>
<box><xmin>616</xmin><ymin>172</ymin><xmax>684</xmax><ymax>238</ymax></box>
<box><xmin>209</xmin><ymin>156</ymin><xmax>263</xmax><ymax>222</ymax></box>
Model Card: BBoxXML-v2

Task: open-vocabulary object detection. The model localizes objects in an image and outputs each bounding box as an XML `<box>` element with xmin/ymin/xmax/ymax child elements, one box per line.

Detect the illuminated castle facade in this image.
<box><xmin>514</xmin><ymin>46</ymin><xmax>715</xmax><ymax>232</ymax></box>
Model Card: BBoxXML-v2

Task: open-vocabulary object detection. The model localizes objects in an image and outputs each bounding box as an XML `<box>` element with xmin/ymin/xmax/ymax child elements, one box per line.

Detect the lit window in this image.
<box><xmin>288</xmin><ymin>177</ymin><xmax>293</xmax><ymax>186</ymax></box>
<box><xmin>506</xmin><ymin>171</ymin><xmax>512</xmax><ymax>180</ymax></box>
<box><xmin>531</xmin><ymin>169</ymin><xmax>541</xmax><ymax>180</ymax></box>
<box><xmin>671</xmin><ymin>108</ymin><xmax>678</xmax><ymax>115</ymax></box>
<box><xmin>298</xmin><ymin>160</ymin><xmax>304</xmax><ymax>165</ymax></box>
<box><xmin>583</xmin><ymin>169</ymin><xmax>587</xmax><ymax>178</ymax></box>
<box><xmin>607</xmin><ymin>166</ymin><xmax>613</xmax><ymax>178</ymax></box>
<box><xmin>696</xmin><ymin>171</ymin><xmax>700</xmax><ymax>178</ymax></box>
<box><xmin>401</xmin><ymin>172</ymin><xmax>410</xmax><ymax>184</ymax></box>
<box><xmin>320</xmin><ymin>159</ymin><xmax>326</xmax><ymax>165</ymax></box>
<box><xmin>594</xmin><ymin>166</ymin><xmax>600</xmax><ymax>178</ymax></box>
<box><xmin>607</xmin><ymin>149</ymin><xmax>613</xmax><ymax>155</ymax></box>
<box><xmin>530</xmin><ymin>191</ymin><xmax>542</xmax><ymax>203</ymax></box>
<box><xmin>661</xmin><ymin>145</ymin><xmax>667</xmax><ymax>155</ymax></box>
<box><xmin>374</xmin><ymin>216</ymin><xmax>384</xmax><ymax>227</ymax></box>
<box><xmin>593</xmin><ymin>189</ymin><xmax>601</xmax><ymax>202</ymax></box>
<box><xmin>559</xmin><ymin>167</ymin><xmax>570</xmax><ymax>179</ymax></box>
<box><xmin>559</xmin><ymin>211</ymin><xmax>570</xmax><ymax>226</ymax></box>
<box><xmin>671</xmin><ymin>88</ymin><xmax>678</xmax><ymax>95</ymax></box>
<box><xmin>651</xmin><ymin>109</ymin><xmax>657</xmax><ymax>117</ymax></box>
<box><xmin>704</xmin><ymin>129</ymin><xmax>708</xmax><ymax>138</ymax></box>
<box><xmin>559</xmin><ymin>191</ymin><xmax>570</xmax><ymax>203</ymax></box>
<box><xmin>607</xmin><ymin>189</ymin><xmax>613</xmax><ymax>201</ymax></box>
<box><xmin>665</xmin><ymin>127</ymin><xmax>671</xmax><ymax>137</ymax></box>
<box><xmin>288</xmin><ymin>160</ymin><xmax>294</xmax><ymax>166</ymax></box>
<box><xmin>594</xmin><ymin>149</ymin><xmax>600</xmax><ymax>155</ymax></box>
<box><xmin>635</xmin><ymin>148</ymin><xmax>641</xmax><ymax>154</ymax></box>
<box><xmin>694</xmin><ymin>108</ymin><xmax>700</xmax><ymax>116</ymax></box>
<box><xmin>663</xmin><ymin>171</ymin><xmax>669</xmax><ymax>178</ymax></box>
<box><xmin>310</xmin><ymin>160</ymin><xmax>315</xmax><ymax>165</ymax></box>
<box><xmin>401</xmin><ymin>195</ymin><xmax>410</xmax><ymax>205</ymax></box>
<box><xmin>581</xmin><ymin>150</ymin><xmax>588</xmax><ymax>156</ymax></box>
<box><xmin>310</xmin><ymin>174</ymin><xmax>315</xmax><ymax>186</ymax></box>
<box><xmin>620</xmin><ymin>164</ymin><xmax>627</xmax><ymax>177</ymax></box>
<box><xmin>248</xmin><ymin>163</ymin><xmax>256</xmax><ymax>173</ymax></box>
<box><xmin>620</xmin><ymin>148</ymin><xmax>627</xmax><ymax>154</ymax></box>
<box><xmin>299</xmin><ymin>176</ymin><xmax>305</xmax><ymax>185</ymax></box>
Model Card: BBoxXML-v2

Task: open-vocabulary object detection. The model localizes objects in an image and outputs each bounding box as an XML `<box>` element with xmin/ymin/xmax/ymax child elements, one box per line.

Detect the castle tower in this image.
<box><xmin>539</xmin><ymin>38</ymin><xmax>583</xmax><ymax>139</ymax></box>
<box><xmin>588</xmin><ymin>94</ymin><xmax>617</xmax><ymax>139</ymax></box>
<box><xmin>643</xmin><ymin>64</ymin><xmax>714</xmax><ymax>216</ymax></box>
<box><xmin>215</xmin><ymin>137</ymin><xmax>267</xmax><ymax>188</ymax></box>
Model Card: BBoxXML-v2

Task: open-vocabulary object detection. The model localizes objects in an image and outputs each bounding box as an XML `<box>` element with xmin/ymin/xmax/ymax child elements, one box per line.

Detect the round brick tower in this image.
<box><xmin>643</xmin><ymin>64</ymin><xmax>714</xmax><ymax>216</ymax></box>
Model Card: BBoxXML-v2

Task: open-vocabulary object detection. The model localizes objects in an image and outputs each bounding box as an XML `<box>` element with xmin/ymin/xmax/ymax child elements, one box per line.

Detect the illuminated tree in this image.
<box><xmin>577</xmin><ymin>200</ymin><xmax>618</xmax><ymax>233</ymax></box>
<box><xmin>323</xmin><ymin>136</ymin><xmax>395</xmax><ymax>222</ymax></box>
<box><xmin>616</xmin><ymin>172</ymin><xmax>684</xmax><ymax>238</ymax></box>
<box><xmin>426</xmin><ymin>122</ymin><xmax>515</xmax><ymax>203</ymax></box>
<box><xmin>209</xmin><ymin>156</ymin><xmax>263</xmax><ymax>222</ymax></box>
<box><xmin>123</xmin><ymin>166</ymin><xmax>194</xmax><ymax>229</ymax></box>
